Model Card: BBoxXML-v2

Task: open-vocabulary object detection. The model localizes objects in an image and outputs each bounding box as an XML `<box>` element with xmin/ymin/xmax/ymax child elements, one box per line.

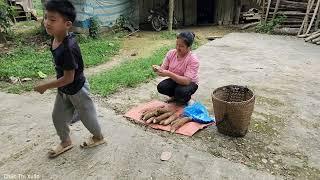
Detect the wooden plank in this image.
<box><xmin>234</xmin><ymin>0</ymin><xmax>241</xmax><ymax>24</ymax></box>
<box><xmin>184</xmin><ymin>0</ymin><xmax>196</xmax><ymax>25</ymax></box>
<box><xmin>174</xmin><ymin>0</ymin><xmax>183</xmax><ymax>23</ymax></box>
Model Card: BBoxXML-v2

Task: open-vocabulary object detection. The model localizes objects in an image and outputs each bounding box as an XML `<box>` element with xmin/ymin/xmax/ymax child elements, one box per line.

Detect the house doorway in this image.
<box><xmin>197</xmin><ymin>0</ymin><xmax>215</xmax><ymax>24</ymax></box>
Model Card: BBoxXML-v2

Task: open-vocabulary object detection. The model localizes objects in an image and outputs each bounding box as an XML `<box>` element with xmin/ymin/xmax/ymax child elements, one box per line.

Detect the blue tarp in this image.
<box><xmin>70</xmin><ymin>0</ymin><xmax>134</xmax><ymax>28</ymax></box>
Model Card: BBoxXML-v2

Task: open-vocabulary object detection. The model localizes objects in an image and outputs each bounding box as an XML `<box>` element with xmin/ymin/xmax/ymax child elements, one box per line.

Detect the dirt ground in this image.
<box><xmin>0</xmin><ymin>30</ymin><xmax>319</xmax><ymax>179</ymax></box>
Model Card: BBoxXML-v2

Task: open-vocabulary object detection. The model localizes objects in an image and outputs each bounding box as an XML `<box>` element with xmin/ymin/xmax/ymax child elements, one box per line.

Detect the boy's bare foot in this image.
<box><xmin>48</xmin><ymin>140</ymin><xmax>73</xmax><ymax>158</ymax></box>
<box><xmin>92</xmin><ymin>135</ymin><xmax>104</xmax><ymax>141</ymax></box>
<box><xmin>60</xmin><ymin>139</ymin><xmax>72</xmax><ymax>147</ymax></box>
<box><xmin>80</xmin><ymin>135</ymin><xmax>106</xmax><ymax>149</ymax></box>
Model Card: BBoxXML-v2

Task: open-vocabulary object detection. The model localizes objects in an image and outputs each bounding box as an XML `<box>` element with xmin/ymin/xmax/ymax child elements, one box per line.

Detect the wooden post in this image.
<box><xmin>168</xmin><ymin>0</ymin><xmax>174</xmax><ymax>31</ymax></box>
<box><xmin>272</xmin><ymin>0</ymin><xmax>281</xmax><ymax>20</ymax></box>
<box><xmin>265</xmin><ymin>0</ymin><xmax>272</xmax><ymax>22</ymax></box>
<box><xmin>234</xmin><ymin>0</ymin><xmax>241</xmax><ymax>25</ymax></box>
<box><xmin>262</xmin><ymin>0</ymin><xmax>266</xmax><ymax>20</ymax></box>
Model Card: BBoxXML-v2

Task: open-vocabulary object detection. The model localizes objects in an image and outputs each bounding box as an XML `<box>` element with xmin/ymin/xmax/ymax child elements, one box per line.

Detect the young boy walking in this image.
<box><xmin>34</xmin><ymin>0</ymin><xmax>105</xmax><ymax>158</ymax></box>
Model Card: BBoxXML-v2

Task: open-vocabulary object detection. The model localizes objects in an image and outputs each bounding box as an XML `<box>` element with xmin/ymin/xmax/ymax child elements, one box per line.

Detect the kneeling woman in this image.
<box><xmin>153</xmin><ymin>32</ymin><xmax>199</xmax><ymax>105</ymax></box>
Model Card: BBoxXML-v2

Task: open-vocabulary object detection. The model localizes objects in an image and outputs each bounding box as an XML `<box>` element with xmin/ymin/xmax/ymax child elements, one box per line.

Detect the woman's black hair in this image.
<box><xmin>45</xmin><ymin>0</ymin><xmax>76</xmax><ymax>23</ymax></box>
<box><xmin>177</xmin><ymin>31</ymin><xmax>195</xmax><ymax>47</ymax></box>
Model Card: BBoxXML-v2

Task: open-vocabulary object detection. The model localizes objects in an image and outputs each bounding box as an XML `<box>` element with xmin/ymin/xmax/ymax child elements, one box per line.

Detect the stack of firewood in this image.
<box><xmin>297</xmin><ymin>0</ymin><xmax>320</xmax><ymax>45</ymax></box>
<box><xmin>299</xmin><ymin>30</ymin><xmax>320</xmax><ymax>44</ymax></box>
<box><xmin>262</xmin><ymin>0</ymin><xmax>320</xmax><ymax>39</ymax></box>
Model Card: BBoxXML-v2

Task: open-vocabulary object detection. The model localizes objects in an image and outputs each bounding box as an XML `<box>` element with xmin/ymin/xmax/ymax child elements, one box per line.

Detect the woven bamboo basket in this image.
<box><xmin>212</xmin><ymin>85</ymin><xmax>255</xmax><ymax>137</ymax></box>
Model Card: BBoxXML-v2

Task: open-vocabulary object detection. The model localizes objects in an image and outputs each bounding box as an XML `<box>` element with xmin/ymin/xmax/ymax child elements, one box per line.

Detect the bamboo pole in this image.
<box><xmin>262</xmin><ymin>0</ymin><xmax>266</xmax><ymax>19</ymax></box>
<box><xmin>316</xmin><ymin>3</ymin><xmax>320</xmax><ymax>30</ymax></box>
<box><xmin>272</xmin><ymin>0</ymin><xmax>281</xmax><ymax>20</ymax></box>
<box><xmin>304</xmin><ymin>30</ymin><xmax>320</xmax><ymax>41</ymax></box>
<box><xmin>298</xmin><ymin>0</ymin><xmax>314</xmax><ymax>35</ymax></box>
<box><xmin>306</xmin><ymin>0</ymin><xmax>320</xmax><ymax>34</ymax></box>
<box><xmin>304</xmin><ymin>0</ymin><xmax>316</xmax><ymax>33</ymax></box>
<box><xmin>265</xmin><ymin>0</ymin><xmax>272</xmax><ymax>22</ymax></box>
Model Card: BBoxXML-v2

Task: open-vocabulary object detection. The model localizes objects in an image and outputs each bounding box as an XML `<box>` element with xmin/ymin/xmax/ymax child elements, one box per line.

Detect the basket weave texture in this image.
<box><xmin>212</xmin><ymin>85</ymin><xmax>255</xmax><ymax>137</ymax></box>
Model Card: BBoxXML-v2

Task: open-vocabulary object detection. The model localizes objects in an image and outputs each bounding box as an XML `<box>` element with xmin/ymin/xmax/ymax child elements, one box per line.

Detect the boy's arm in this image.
<box><xmin>34</xmin><ymin>70</ymin><xmax>75</xmax><ymax>94</ymax></box>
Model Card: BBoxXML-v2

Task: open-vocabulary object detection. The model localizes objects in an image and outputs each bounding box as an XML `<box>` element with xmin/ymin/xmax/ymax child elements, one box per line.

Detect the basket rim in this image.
<box><xmin>211</xmin><ymin>85</ymin><xmax>255</xmax><ymax>104</ymax></box>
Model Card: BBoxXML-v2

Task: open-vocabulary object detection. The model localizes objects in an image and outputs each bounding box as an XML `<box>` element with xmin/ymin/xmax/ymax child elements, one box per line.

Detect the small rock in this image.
<box><xmin>270</xmin><ymin>160</ymin><xmax>275</xmax><ymax>163</ymax></box>
<box><xmin>108</xmin><ymin>43</ymin><xmax>114</xmax><ymax>47</ymax></box>
<box><xmin>160</xmin><ymin>151</ymin><xmax>172</xmax><ymax>161</ymax></box>
<box><xmin>206</xmin><ymin>36</ymin><xmax>222</xmax><ymax>41</ymax></box>
<box><xmin>295</xmin><ymin>152</ymin><xmax>301</xmax><ymax>156</ymax></box>
<box><xmin>21</xmin><ymin>78</ymin><xmax>32</xmax><ymax>82</ymax></box>
<box><xmin>25</xmin><ymin>114</ymin><xmax>32</xmax><ymax>118</ymax></box>
<box><xmin>131</xmin><ymin>53</ymin><xmax>137</xmax><ymax>56</ymax></box>
<box><xmin>262</xmin><ymin>159</ymin><xmax>268</xmax><ymax>164</ymax></box>
<box><xmin>9</xmin><ymin>76</ymin><xmax>19</xmax><ymax>84</ymax></box>
<box><xmin>0</xmin><ymin>44</ymin><xmax>4</xmax><ymax>48</ymax></box>
<box><xmin>26</xmin><ymin>139</ymin><xmax>31</xmax><ymax>142</ymax></box>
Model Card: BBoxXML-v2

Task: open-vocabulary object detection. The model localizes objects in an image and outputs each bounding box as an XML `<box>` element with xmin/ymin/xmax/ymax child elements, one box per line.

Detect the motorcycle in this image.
<box><xmin>147</xmin><ymin>9</ymin><xmax>177</xmax><ymax>31</ymax></box>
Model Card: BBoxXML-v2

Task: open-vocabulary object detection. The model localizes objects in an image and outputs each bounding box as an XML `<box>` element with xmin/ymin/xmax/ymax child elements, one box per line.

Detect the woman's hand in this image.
<box><xmin>152</xmin><ymin>65</ymin><xmax>161</xmax><ymax>72</ymax></box>
<box><xmin>156</xmin><ymin>69</ymin><xmax>170</xmax><ymax>77</ymax></box>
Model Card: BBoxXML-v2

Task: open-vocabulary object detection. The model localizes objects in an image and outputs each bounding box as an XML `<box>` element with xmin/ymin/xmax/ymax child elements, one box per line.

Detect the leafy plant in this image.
<box><xmin>89</xmin><ymin>16</ymin><xmax>100</xmax><ymax>39</ymax></box>
<box><xmin>114</xmin><ymin>15</ymin><xmax>135</xmax><ymax>32</ymax></box>
<box><xmin>256</xmin><ymin>15</ymin><xmax>287</xmax><ymax>34</ymax></box>
<box><xmin>0</xmin><ymin>0</ymin><xmax>15</xmax><ymax>42</ymax></box>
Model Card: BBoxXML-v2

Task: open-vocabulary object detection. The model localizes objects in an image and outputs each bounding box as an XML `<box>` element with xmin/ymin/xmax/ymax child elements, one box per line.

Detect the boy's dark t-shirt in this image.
<box><xmin>51</xmin><ymin>33</ymin><xmax>85</xmax><ymax>95</ymax></box>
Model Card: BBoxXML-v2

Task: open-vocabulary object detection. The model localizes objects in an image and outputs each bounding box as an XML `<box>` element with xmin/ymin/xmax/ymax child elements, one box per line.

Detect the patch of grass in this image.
<box><xmin>0</xmin><ymin>35</ymin><xmax>121</xmax><ymax>79</ymax></box>
<box><xmin>251</xmin><ymin>112</ymin><xmax>283</xmax><ymax>135</ymax></box>
<box><xmin>0</xmin><ymin>47</ymin><xmax>53</xmax><ymax>79</ymax></box>
<box><xmin>192</xmin><ymin>38</ymin><xmax>201</xmax><ymax>50</ymax></box>
<box><xmin>89</xmin><ymin>46</ymin><xmax>172</xmax><ymax>96</ymax></box>
<box><xmin>160</xmin><ymin>31</ymin><xmax>177</xmax><ymax>39</ymax></box>
<box><xmin>0</xmin><ymin>81</ymin><xmax>35</xmax><ymax>94</ymax></box>
<box><xmin>80</xmin><ymin>37</ymin><xmax>121</xmax><ymax>67</ymax></box>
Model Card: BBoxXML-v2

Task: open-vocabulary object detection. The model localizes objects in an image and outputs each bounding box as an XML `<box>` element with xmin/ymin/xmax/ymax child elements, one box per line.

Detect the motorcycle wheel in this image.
<box><xmin>151</xmin><ymin>16</ymin><xmax>162</xmax><ymax>32</ymax></box>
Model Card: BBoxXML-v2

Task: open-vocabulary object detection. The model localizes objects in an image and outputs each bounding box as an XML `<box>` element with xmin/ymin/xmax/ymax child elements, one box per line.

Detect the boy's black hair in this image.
<box><xmin>177</xmin><ymin>32</ymin><xmax>195</xmax><ymax>47</ymax></box>
<box><xmin>45</xmin><ymin>0</ymin><xmax>76</xmax><ymax>23</ymax></box>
